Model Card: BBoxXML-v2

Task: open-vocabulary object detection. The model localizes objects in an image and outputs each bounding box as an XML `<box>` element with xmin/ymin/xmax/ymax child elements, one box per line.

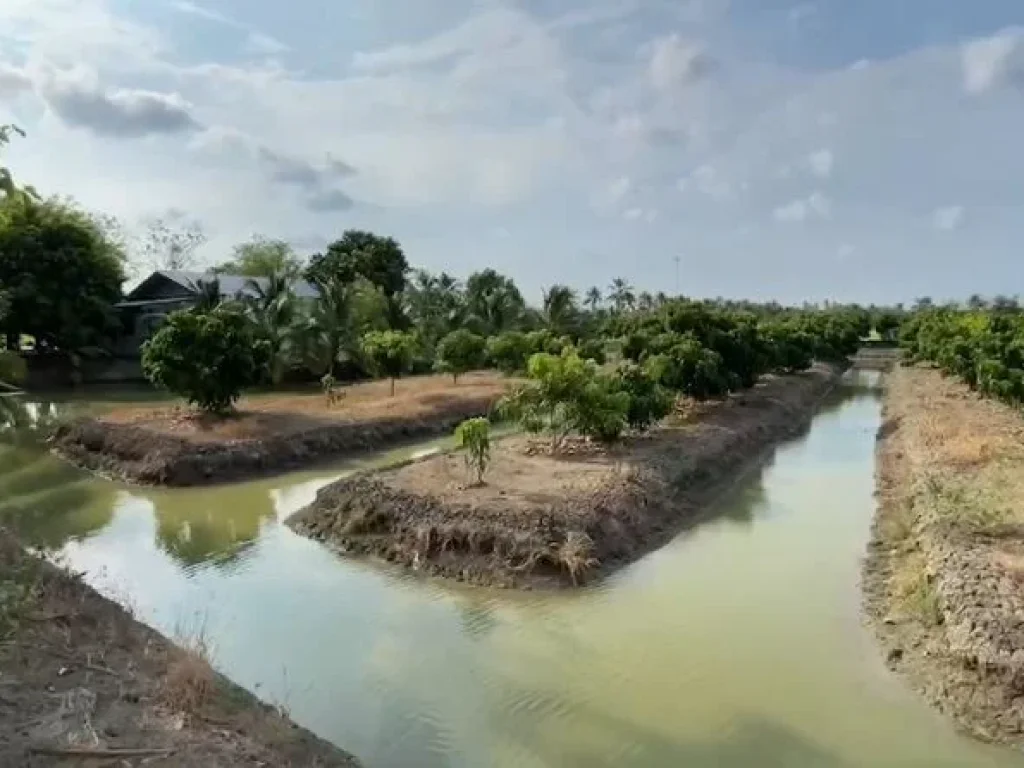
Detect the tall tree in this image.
<box><xmin>137</xmin><ymin>215</ymin><xmax>206</xmax><ymax>272</ymax></box>
<box><xmin>584</xmin><ymin>287</ymin><xmax>603</xmax><ymax>312</ymax></box>
<box><xmin>405</xmin><ymin>269</ymin><xmax>466</xmax><ymax>352</ymax></box>
<box><xmin>542</xmin><ymin>284</ymin><xmax>579</xmax><ymax>336</ymax></box>
<box><xmin>306</xmin><ymin>230</ymin><xmax>409</xmax><ymax>329</ymax></box>
<box><xmin>214</xmin><ymin>236</ymin><xmax>303</xmax><ymax>280</ymax></box>
<box><xmin>244</xmin><ymin>271</ymin><xmax>297</xmax><ymax>384</ymax></box>
<box><xmin>0</xmin><ymin>195</ymin><xmax>125</xmax><ymax>351</ymax></box>
<box><xmin>0</xmin><ymin>124</ymin><xmax>36</xmax><ymax>201</ymax></box>
<box><xmin>608</xmin><ymin>278</ymin><xmax>636</xmax><ymax>314</ymax></box>
<box><xmin>464</xmin><ymin>269</ymin><xmax>526</xmax><ymax>335</ymax></box>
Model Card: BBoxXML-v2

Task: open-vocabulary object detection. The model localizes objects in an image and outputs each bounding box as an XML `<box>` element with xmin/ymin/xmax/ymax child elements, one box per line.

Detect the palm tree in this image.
<box><xmin>189</xmin><ymin>278</ymin><xmax>223</xmax><ymax>312</ymax></box>
<box><xmin>244</xmin><ymin>271</ymin><xmax>297</xmax><ymax>385</ymax></box>
<box><xmin>637</xmin><ymin>291</ymin><xmax>654</xmax><ymax>312</ymax></box>
<box><xmin>542</xmin><ymin>285</ymin><xmax>579</xmax><ymax>336</ymax></box>
<box><xmin>608</xmin><ymin>278</ymin><xmax>635</xmax><ymax>314</ymax></box>
<box><xmin>304</xmin><ymin>277</ymin><xmax>354</xmax><ymax>377</ymax></box>
<box><xmin>584</xmin><ymin>286</ymin><xmax>603</xmax><ymax>312</ymax></box>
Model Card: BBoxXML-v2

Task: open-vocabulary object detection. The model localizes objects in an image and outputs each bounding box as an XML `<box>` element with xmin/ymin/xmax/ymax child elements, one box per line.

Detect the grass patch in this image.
<box><xmin>892</xmin><ymin>553</ymin><xmax>943</xmax><ymax>626</ymax></box>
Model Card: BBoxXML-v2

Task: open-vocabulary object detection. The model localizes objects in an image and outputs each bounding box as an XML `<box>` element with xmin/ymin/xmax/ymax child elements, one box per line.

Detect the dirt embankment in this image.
<box><xmin>0</xmin><ymin>533</ymin><xmax>359</xmax><ymax>766</ymax></box>
<box><xmin>289</xmin><ymin>363</ymin><xmax>844</xmax><ymax>590</ymax></box>
<box><xmin>865</xmin><ymin>365</ymin><xmax>1024</xmax><ymax>745</ymax></box>
<box><xmin>52</xmin><ymin>374</ymin><xmax>508</xmax><ymax>486</ymax></box>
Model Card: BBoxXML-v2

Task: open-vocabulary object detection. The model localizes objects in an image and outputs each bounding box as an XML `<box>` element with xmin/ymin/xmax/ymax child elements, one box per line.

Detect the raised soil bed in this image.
<box><xmin>864</xmin><ymin>365</ymin><xmax>1024</xmax><ymax>746</ymax></box>
<box><xmin>289</xmin><ymin>363</ymin><xmax>845</xmax><ymax>589</ymax></box>
<box><xmin>52</xmin><ymin>373</ymin><xmax>509</xmax><ymax>486</ymax></box>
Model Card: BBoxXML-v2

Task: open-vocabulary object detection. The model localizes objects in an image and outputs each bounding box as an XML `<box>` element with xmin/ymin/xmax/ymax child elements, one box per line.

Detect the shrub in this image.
<box><xmin>435</xmin><ymin>329</ymin><xmax>486</xmax><ymax>383</ymax></box>
<box><xmin>142</xmin><ymin>308</ymin><xmax>262</xmax><ymax>413</ymax></box>
<box><xmin>454</xmin><ymin>417</ymin><xmax>491</xmax><ymax>485</ymax></box>
<box><xmin>577</xmin><ymin>338</ymin><xmax>607</xmax><ymax>365</ymax></box>
<box><xmin>486</xmin><ymin>331</ymin><xmax>531</xmax><ymax>375</ymax></box>
<box><xmin>498</xmin><ymin>348</ymin><xmax>630</xmax><ymax>450</ymax></box>
<box><xmin>615</xmin><ymin>363</ymin><xmax>673</xmax><ymax>431</ymax></box>
<box><xmin>360</xmin><ymin>330</ymin><xmax>415</xmax><ymax>396</ymax></box>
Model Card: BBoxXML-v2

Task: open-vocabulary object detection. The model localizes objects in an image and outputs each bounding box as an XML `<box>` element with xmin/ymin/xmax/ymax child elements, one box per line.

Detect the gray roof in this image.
<box><xmin>133</xmin><ymin>271</ymin><xmax>320</xmax><ymax>301</ymax></box>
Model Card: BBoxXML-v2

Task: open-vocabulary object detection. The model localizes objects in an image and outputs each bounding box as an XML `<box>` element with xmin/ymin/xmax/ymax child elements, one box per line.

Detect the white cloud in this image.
<box><xmin>773</xmin><ymin>191</ymin><xmax>831</xmax><ymax>223</ymax></box>
<box><xmin>807</xmin><ymin>148</ymin><xmax>834</xmax><ymax>178</ymax></box>
<box><xmin>962</xmin><ymin>28</ymin><xmax>1023</xmax><ymax>93</ymax></box>
<box><xmin>836</xmin><ymin>243</ymin><xmax>855</xmax><ymax>262</ymax></box>
<box><xmin>680</xmin><ymin>163</ymin><xmax>733</xmax><ymax>201</ymax></box>
<box><xmin>171</xmin><ymin>0</ymin><xmax>288</xmax><ymax>56</ymax></box>
<box><xmin>0</xmin><ymin>62</ymin><xmax>32</xmax><ymax>95</ymax></box>
<box><xmin>624</xmin><ymin>206</ymin><xmax>644</xmax><ymax>220</ymax></box>
<box><xmin>647</xmin><ymin>33</ymin><xmax>715</xmax><ymax>92</ymax></box>
<box><xmin>932</xmin><ymin>205</ymin><xmax>965</xmax><ymax>231</ymax></box>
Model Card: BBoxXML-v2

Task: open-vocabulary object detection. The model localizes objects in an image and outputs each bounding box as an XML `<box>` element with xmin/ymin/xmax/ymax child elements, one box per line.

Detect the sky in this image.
<box><xmin>1</xmin><ymin>0</ymin><xmax>1022</xmax><ymax>305</ymax></box>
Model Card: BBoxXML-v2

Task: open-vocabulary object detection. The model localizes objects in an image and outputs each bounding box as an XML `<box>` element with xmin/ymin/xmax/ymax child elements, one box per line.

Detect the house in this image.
<box><xmin>114</xmin><ymin>271</ymin><xmax>319</xmax><ymax>356</ymax></box>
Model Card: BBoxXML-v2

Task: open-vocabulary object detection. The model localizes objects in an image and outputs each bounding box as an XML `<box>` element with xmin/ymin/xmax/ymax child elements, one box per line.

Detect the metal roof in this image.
<box><xmin>127</xmin><ymin>271</ymin><xmax>320</xmax><ymax>302</ymax></box>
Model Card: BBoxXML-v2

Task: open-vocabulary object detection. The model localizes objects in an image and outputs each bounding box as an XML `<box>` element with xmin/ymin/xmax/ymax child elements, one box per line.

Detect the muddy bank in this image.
<box><xmin>289</xmin><ymin>363</ymin><xmax>844</xmax><ymax>589</ymax></box>
<box><xmin>52</xmin><ymin>396</ymin><xmax>496</xmax><ymax>487</ymax></box>
<box><xmin>0</xmin><ymin>532</ymin><xmax>359</xmax><ymax>766</ymax></box>
<box><xmin>864</xmin><ymin>365</ymin><xmax>1024</xmax><ymax>745</ymax></box>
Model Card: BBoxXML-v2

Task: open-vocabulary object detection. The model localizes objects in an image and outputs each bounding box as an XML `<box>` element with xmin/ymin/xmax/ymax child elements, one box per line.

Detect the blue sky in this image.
<box><xmin>1</xmin><ymin>0</ymin><xmax>1022</xmax><ymax>304</ymax></box>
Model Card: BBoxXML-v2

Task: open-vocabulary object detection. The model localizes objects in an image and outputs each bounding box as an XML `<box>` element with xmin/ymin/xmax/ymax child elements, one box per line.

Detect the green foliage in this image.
<box><xmin>0</xmin><ymin>124</ymin><xmax>37</xmax><ymax>201</ymax></box>
<box><xmin>0</xmin><ymin>195</ymin><xmax>125</xmax><ymax>351</ymax></box>
<box><xmin>614</xmin><ymin>363</ymin><xmax>673</xmax><ymax>431</ymax></box>
<box><xmin>361</xmin><ymin>330</ymin><xmax>416</xmax><ymax>395</ymax></box>
<box><xmin>142</xmin><ymin>308</ymin><xmax>263</xmax><ymax>413</ymax></box>
<box><xmin>214</xmin><ymin>236</ymin><xmax>303</xmax><ymax>280</ymax></box>
<box><xmin>577</xmin><ymin>338</ymin><xmax>607</xmax><ymax>365</ymax></box>
<box><xmin>542</xmin><ymin>284</ymin><xmax>579</xmax><ymax>336</ymax></box>
<box><xmin>900</xmin><ymin>307</ymin><xmax>1024</xmax><ymax>406</ymax></box>
<box><xmin>486</xmin><ymin>331</ymin><xmax>531</xmax><ymax>375</ymax></box>
<box><xmin>243</xmin><ymin>272</ymin><xmax>298</xmax><ymax>385</ymax></box>
<box><xmin>454</xmin><ymin>417</ymin><xmax>491</xmax><ymax>485</ymax></box>
<box><xmin>464</xmin><ymin>269</ymin><xmax>526</xmax><ymax>335</ymax></box>
<box><xmin>498</xmin><ymin>349</ymin><xmax>629</xmax><ymax>449</ymax></box>
<box><xmin>405</xmin><ymin>270</ymin><xmax>466</xmax><ymax>354</ymax></box>
<box><xmin>0</xmin><ymin>350</ymin><xmax>26</xmax><ymax>388</ymax></box>
<box><xmin>306</xmin><ymin>230</ymin><xmax>409</xmax><ymax>328</ymax></box>
<box><xmin>435</xmin><ymin>329</ymin><xmax>486</xmax><ymax>382</ymax></box>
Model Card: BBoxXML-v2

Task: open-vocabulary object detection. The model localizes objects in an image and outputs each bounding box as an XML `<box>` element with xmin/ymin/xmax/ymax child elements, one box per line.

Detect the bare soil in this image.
<box><xmin>289</xmin><ymin>363</ymin><xmax>843</xmax><ymax>589</ymax></box>
<box><xmin>864</xmin><ymin>365</ymin><xmax>1024</xmax><ymax>745</ymax></box>
<box><xmin>53</xmin><ymin>373</ymin><xmax>510</xmax><ymax>486</ymax></box>
<box><xmin>0</xmin><ymin>532</ymin><xmax>359</xmax><ymax>767</ymax></box>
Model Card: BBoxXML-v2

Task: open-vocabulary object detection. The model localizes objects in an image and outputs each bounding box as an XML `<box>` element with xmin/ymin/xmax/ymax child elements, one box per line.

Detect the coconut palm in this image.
<box><xmin>303</xmin><ymin>277</ymin><xmax>355</xmax><ymax>377</ymax></box>
<box><xmin>608</xmin><ymin>277</ymin><xmax>635</xmax><ymax>314</ymax></box>
<box><xmin>244</xmin><ymin>271</ymin><xmax>298</xmax><ymax>385</ymax></box>
<box><xmin>584</xmin><ymin>286</ymin><xmax>603</xmax><ymax>312</ymax></box>
<box><xmin>542</xmin><ymin>284</ymin><xmax>579</xmax><ymax>336</ymax></box>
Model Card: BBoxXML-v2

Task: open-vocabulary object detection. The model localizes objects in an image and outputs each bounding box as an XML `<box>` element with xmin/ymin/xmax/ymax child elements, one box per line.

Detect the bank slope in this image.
<box><xmin>866</xmin><ymin>365</ymin><xmax>1024</xmax><ymax>744</ymax></box>
<box><xmin>289</xmin><ymin>363</ymin><xmax>844</xmax><ymax>589</ymax></box>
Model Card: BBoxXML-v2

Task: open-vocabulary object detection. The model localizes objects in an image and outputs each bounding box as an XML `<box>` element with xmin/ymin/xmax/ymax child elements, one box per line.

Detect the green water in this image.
<box><xmin>2</xmin><ymin>373</ymin><xmax>1023</xmax><ymax>767</ymax></box>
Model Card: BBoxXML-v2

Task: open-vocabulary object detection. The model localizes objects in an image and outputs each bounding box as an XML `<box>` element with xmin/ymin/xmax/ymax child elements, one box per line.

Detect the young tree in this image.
<box><xmin>214</xmin><ymin>236</ymin><xmax>303</xmax><ymax>279</ymax></box>
<box><xmin>485</xmin><ymin>331</ymin><xmax>531</xmax><ymax>375</ymax></box>
<box><xmin>0</xmin><ymin>195</ymin><xmax>125</xmax><ymax>352</ymax></box>
<box><xmin>306</xmin><ymin>230</ymin><xmax>409</xmax><ymax>329</ymax></box>
<box><xmin>361</xmin><ymin>330</ymin><xmax>415</xmax><ymax>395</ymax></box>
<box><xmin>141</xmin><ymin>308</ymin><xmax>263</xmax><ymax>413</ymax></box>
<box><xmin>454</xmin><ymin>417</ymin><xmax>491</xmax><ymax>486</ymax></box>
<box><xmin>435</xmin><ymin>329</ymin><xmax>486</xmax><ymax>383</ymax></box>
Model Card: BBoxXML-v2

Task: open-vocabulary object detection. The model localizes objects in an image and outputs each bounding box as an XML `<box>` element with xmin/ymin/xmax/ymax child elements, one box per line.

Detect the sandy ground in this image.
<box><xmin>99</xmin><ymin>372</ymin><xmax>510</xmax><ymax>443</ymax></box>
<box><xmin>864</xmin><ymin>364</ymin><xmax>1024</xmax><ymax>745</ymax></box>
<box><xmin>0</xmin><ymin>533</ymin><xmax>359</xmax><ymax>766</ymax></box>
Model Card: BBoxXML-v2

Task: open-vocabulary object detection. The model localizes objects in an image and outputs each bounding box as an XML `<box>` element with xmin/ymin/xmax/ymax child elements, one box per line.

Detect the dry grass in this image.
<box><xmin>99</xmin><ymin>371</ymin><xmax>512</xmax><ymax>442</ymax></box>
<box><xmin>891</xmin><ymin>551</ymin><xmax>943</xmax><ymax>626</ymax></box>
<box><xmin>557</xmin><ymin>531</ymin><xmax>599</xmax><ymax>586</ymax></box>
<box><xmin>162</xmin><ymin>636</ymin><xmax>216</xmax><ymax>717</ymax></box>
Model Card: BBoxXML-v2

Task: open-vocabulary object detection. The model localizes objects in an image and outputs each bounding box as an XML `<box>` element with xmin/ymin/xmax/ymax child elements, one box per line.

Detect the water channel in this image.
<box><xmin>3</xmin><ymin>372</ymin><xmax>1024</xmax><ymax>766</ymax></box>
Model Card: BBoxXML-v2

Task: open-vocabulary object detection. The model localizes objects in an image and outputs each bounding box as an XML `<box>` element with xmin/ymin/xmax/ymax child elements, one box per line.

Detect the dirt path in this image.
<box><xmin>0</xmin><ymin>533</ymin><xmax>360</xmax><ymax>766</ymax></box>
<box><xmin>290</xmin><ymin>363</ymin><xmax>843</xmax><ymax>589</ymax></box>
<box><xmin>864</xmin><ymin>365</ymin><xmax>1024</xmax><ymax>745</ymax></box>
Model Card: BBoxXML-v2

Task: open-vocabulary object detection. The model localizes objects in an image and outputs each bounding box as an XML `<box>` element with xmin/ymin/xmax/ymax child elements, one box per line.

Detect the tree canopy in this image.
<box><xmin>0</xmin><ymin>195</ymin><xmax>125</xmax><ymax>351</ymax></box>
<box><xmin>214</xmin><ymin>236</ymin><xmax>303</xmax><ymax>280</ymax></box>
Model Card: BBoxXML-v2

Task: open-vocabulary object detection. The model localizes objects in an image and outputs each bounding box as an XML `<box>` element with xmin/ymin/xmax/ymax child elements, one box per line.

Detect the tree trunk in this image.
<box><xmin>390</xmin><ymin>377</ymin><xmax>396</xmax><ymax>397</ymax></box>
<box><xmin>452</xmin><ymin>373</ymin><xmax>458</xmax><ymax>385</ymax></box>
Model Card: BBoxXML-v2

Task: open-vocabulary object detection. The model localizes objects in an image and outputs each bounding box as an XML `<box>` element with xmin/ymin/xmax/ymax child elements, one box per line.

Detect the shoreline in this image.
<box><xmin>0</xmin><ymin>532</ymin><xmax>360</xmax><ymax>766</ymax></box>
<box><xmin>863</xmin><ymin>365</ymin><xmax>1024</xmax><ymax>746</ymax></box>
<box><xmin>289</xmin><ymin>363</ymin><xmax>845</xmax><ymax>590</ymax></box>
<box><xmin>51</xmin><ymin>398</ymin><xmax>496</xmax><ymax>487</ymax></box>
